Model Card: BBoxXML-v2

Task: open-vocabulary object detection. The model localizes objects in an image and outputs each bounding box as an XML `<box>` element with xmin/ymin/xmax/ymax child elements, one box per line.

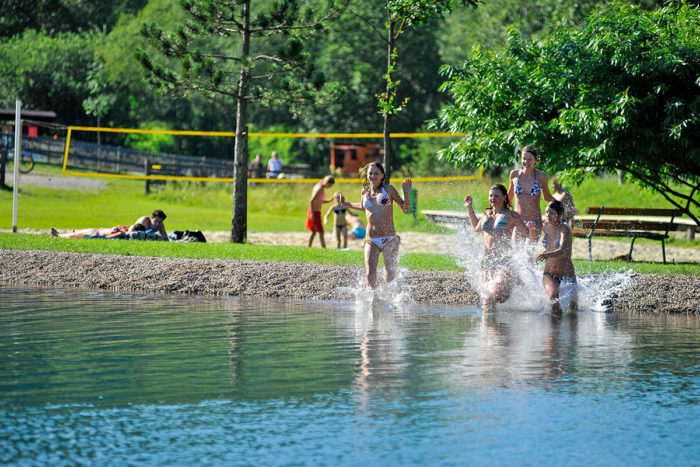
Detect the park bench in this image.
<box><xmin>572</xmin><ymin>207</ymin><xmax>683</xmax><ymax>264</ymax></box>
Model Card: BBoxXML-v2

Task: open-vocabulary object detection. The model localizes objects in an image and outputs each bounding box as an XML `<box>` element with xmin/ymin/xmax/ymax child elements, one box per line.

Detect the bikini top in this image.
<box><xmin>482</xmin><ymin>212</ymin><xmax>509</xmax><ymax>231</ymax></box>
<box><xmin>514</xmin><ymin>177</ymin><xmax>541</xmax><ymax>196</ymax></box>
<box><xmin>333</xmin><ymin>205</ymin><xmax>347</xmax><ymax>215</ymax></box>
<box><xmin>542</xmin><ymin>229</ymin><xmax>561</xmax><ymax>250</ymax></box>
<box><xmin>363</xmin><ymin>186</ymin><xmax>391</xmax><ymax>209</ymax></box>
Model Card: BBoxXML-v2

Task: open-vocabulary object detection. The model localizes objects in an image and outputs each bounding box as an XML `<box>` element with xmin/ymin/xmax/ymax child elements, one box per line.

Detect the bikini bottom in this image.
<box><xmin>543</xmin><ymin>271</ymin><xmax>577</xmax><ymax>286</ymax></box>
<box><xmin>366</xmin><ymin>235</ymin><xmax>399</xmax><ymax>250</ymax></box>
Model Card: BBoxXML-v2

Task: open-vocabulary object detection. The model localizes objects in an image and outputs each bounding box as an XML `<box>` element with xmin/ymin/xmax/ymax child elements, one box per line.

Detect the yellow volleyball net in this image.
<box><xmin>62</xmin><ymin>126</ymin><xmax>481</xmax><ymax>183</ymax></box>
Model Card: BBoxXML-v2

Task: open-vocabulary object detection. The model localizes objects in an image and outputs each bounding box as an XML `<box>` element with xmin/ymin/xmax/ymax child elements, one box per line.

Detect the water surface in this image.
<box><xmin>1</xmin><ymin>287</ymin><xmax>698</xmax><ymax>465</ymax></box>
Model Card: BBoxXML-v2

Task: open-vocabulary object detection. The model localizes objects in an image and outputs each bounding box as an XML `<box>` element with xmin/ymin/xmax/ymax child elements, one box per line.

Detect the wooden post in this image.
<box><xmin>144</xmin><ymin>159</ymin><xmax>151</xmax><ymax>194</ymax></box>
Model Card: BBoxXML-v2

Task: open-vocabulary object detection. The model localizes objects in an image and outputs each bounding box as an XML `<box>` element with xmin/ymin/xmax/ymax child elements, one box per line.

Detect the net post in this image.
<box><xmin>12</xmin><ymin>100</ymin><xmax>21</xmax><ymax>233</ymax></box>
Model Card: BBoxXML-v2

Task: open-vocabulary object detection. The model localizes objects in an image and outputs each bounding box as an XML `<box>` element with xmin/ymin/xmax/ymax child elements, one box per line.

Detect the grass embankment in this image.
<box><xmin>1</xmin><ymin>168</ymin><xmax>698</xmax><ymax>275</ymax></box>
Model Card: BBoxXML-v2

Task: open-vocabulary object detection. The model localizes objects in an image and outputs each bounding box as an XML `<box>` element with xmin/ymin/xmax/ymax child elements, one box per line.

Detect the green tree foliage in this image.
<box><xmin>0</xmin><ymin>30</ymin><xmax>96</xmax><ymax>124</ymax></box>
<box><xmin>137</xmin><ymin>0</ymin><xmax>346</xmax><ymax>242</ymax></box>
<box><xmin>434</xmin><ymin>1</ymin><xmax>700</xmax><ymax>224</ymax></box>
<box><xmin>0</xmin><ymin>0</ymin><xmax>147</xmax><ymax>38</ymax></box>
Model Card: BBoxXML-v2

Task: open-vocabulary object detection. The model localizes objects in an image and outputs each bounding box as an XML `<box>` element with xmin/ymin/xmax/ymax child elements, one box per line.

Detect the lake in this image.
<box><xmin>1</xmin><ymin>286</ymin><xmax>698</xmax><ymax>465</ymax></box>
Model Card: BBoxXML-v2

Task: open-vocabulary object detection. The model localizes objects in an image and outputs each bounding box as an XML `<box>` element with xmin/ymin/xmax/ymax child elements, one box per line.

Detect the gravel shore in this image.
<box><xmin>1</xmin><ymin>249</ymin><xmax>698</xmax><ymax>314</ymax></box>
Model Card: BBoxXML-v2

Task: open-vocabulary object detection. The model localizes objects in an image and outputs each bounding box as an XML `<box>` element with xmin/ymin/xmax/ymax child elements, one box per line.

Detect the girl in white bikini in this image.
<box><xmin>465</xmin><ymin>184</ymin><xmax>529</xmax><ymax>308</ymax></box>
<box><xmin>536</xmin><ymin>200</ymin><xmax>578</xmax><ymax>315</ymax></box>
<box><xmin>338</xmin><ymin>162</ymin><xmax>412</xmax><ymax>288</ymax></box>
<box><xmin>507</xmin><ymin>145</ymin><xmax>554</xmax><ymax>241</ymax></box>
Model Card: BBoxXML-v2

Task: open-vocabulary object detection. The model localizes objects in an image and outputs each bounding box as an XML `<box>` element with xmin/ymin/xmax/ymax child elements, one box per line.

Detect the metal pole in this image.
<box><xmin>12</xmin><ymin>100</ymin><xmax>21</xmax><ymax>233</ymax></box>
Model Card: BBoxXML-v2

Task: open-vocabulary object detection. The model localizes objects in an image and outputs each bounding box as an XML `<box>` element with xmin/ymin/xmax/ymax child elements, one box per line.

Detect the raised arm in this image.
<box><xmin>464</xmin><ymin>195</ymin><xmax>483</xmax><ymax>231</ymax></box>
<box><xmin>391</xmin><ymin>179</ymin><xmax>412</xmax><ymax>214</ymax></box>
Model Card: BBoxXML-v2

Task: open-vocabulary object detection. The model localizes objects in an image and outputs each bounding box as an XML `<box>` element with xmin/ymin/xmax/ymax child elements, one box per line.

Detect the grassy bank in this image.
<box><xmin>2</xmin><ymin>232</ymin><xmax>699</xmax><ymax>275</ymax></box>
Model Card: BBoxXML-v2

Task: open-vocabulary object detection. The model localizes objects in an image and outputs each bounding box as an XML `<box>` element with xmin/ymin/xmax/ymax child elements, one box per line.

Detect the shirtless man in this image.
<box><xmin>133</xmin><ymin>209</ymin><xmax>169</xmax><ymax>241</ymax></box>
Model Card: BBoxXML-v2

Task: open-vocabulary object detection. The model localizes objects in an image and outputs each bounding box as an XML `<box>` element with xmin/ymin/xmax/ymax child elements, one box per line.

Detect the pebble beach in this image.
<box><xmin>1</xmin><ymin>248</ymin><xmax>698</xmax><ymax>314</ymax></box>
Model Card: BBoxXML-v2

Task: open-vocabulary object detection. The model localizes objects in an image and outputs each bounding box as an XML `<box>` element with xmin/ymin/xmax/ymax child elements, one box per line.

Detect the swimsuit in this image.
<box><xmin>543</xmin><ymin>271</ymin><xmax>576</xmax><ymax>285</ymax></box>
<box><xmin>305</xmin><ymin>208</ymin><xmax>323</xmax><ymax>233</ymax></box>
<box><xmin>366</xmin><ymin>235</ymin><xmax>398</xmax><ymax>250</ymax></box>
<box><xmin>482</xmin><ymin>213</ymin><xmax>508</xmax><ymax>231</ymax></box>
<box><xmin>542</xmin><ymin>229</ymin><xmax>561</xmax><ymax>249</ymax></box>
<box><xmin>514</xmin><ymin>178</ymin><xmax>541</xmax><ymax>195</ymax></box>
<box><xmin>350</xmin><ymin>227</ymin><xmax>366</xmax><ymax>239</ymax></box>
<box><xmin>333</xmin><ymin>205</ymin><xmax>347</xmax><ymax>227</ymax></box>
<box><xmin>363</xmin><ymin>186</ymin><xmax>391</xmax><ymax>209</ymax></box>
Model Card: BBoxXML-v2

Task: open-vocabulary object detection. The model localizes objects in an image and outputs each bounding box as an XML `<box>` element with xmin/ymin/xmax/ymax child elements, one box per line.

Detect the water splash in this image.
<box><xmin>449</xmin><ymin>222</ymin><xmax>635</xmax><ymax>313</ymax></box>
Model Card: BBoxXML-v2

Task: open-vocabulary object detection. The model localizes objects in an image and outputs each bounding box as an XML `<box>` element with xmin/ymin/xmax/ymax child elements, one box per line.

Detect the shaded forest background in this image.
<box><xmin>0</xmin><ymin>0</ymin><xmax>664</xmax><ymax>174</ymax></box>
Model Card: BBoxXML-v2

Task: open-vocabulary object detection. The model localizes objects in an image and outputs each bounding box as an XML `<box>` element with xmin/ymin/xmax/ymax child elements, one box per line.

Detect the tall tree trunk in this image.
<box><xmin>382</xmin><ymin>14</ymin><xmax>394</xmax><ymax>185</ymax></box>
<box><xmin>231</xmin><ymin>0</ymin><xmax>250</xmax><ymax>243</ymax></box>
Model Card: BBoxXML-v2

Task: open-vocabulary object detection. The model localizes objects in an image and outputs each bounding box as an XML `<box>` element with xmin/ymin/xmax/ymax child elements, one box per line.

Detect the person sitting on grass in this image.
<box><xmin>133</xmin><ymin>209</ymin><xmax>169</xmax><ymax>241</ymax></box>
<box><xmin>535</xmin><ymin>200</ymin><xmax>578</xmax><ymax>315</ymax></box>
<box><xmin>51</xmin><ymin>223</ymin><xmax>145</xmax><ymax>239</ymax></box>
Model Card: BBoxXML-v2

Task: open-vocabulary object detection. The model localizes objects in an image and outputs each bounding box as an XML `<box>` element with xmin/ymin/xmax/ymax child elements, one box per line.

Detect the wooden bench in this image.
<box><xmin>572</xmin><ymin>207</ymin><xmax>682</xmax><ymax>264</ymax></box>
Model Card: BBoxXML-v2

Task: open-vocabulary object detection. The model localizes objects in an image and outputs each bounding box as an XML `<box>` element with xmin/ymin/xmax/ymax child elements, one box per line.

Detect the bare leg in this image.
<box><xmin>335</xmin><ymin>227</ymin><xmax>341</xmax><ymax>249</ymax></box>
<box><xmin>492</xmin><ymin>272</ymin><xmax>513</xmax><ymax>304</ymax></box>
<box><xmin>307</xmin><ymin>231</ymin><xmax>316</xmax><ymax>247</ymax></box>
<box><xmin>542</xmin><ymin>274</ymin><xmax>562</xmax><ymax>314</ymax></box>
<box><xmin>365</xmin><ymin>241</ymin><xmax>381</xmax><ymax>288</ymax></box>
<box><xmin>382</xmin><ymin>236</ymin><xmax>401</xmax><ymax>283</ymax></box>
<box><xmin>342</xmin><ymin>227</ymin><xmax>348</xmax><ymax>249</ymax></box>
<box><xmin>319</xmin><ymin>232</ymin><xmax>326</xmax><ymax>248</ymax></box>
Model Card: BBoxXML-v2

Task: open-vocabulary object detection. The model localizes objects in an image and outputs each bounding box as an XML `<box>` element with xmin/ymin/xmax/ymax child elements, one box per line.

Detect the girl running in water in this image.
<box><xmin>338</xmin><ymin>162</ymin><xmax>412</xmax><ymax>288</ymax></box>
<box><xmin>465</xmin><ymin>184</ymin><xmax>530</xmax><ymax>309</ymax></box>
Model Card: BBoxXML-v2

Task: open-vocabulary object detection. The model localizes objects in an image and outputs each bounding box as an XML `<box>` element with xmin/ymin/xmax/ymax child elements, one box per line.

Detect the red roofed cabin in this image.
<box><xmin>330</xmin><ymin>143</ymin><xmax>381</xmax><ymax>176</ymax></box>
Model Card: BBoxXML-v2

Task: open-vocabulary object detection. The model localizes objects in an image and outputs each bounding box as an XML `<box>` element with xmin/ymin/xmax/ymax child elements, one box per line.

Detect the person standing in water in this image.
<box><xmin>465</xmin><ymin>184</ymin><xmax>530</xmax><ymax>309</ymax></box>
<box><xmin>338</xmin><ymin>162</ymin><xmax>412</xmax><ymax>288</ymax></box>
<box><xmin>536</xmin><ymin>200</ymin><xmax>578</xmax><ymax>315</ymax></box>
<box><xmin>507</xmin><ymin>145</ymin><xmax>554</xmax><ymax>240</ymax></box>
<box><xmin>306</xmin><ymin>175</ymin><xmax>335</xmax><ymax>247</ymax></box>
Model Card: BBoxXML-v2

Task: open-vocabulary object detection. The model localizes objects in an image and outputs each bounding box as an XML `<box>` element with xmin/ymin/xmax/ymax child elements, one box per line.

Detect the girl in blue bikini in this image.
<box><xmin>536</xmin><ymin>200</ymin><xmax>578</xmax><ymax>314</ymax></box>
<box><xmin>338</xmin><ymin>162</ymin><xmax>412</xmax><ymax>288</ymax></box>
<box><xmin>507</xmin><ymin>146</ymin><xmax>554</xmax><ymax>241</ymax></box>
<box><xmin>465</xmin><ymin>184</ymin><xmax>530</xmax><ymax>308</ymax></box>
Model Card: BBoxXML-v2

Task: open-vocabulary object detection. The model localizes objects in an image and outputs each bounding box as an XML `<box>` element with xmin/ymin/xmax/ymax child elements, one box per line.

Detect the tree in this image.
<box><xmin>434</xmin><ymin>1</ymin><xmax>700</xmax><ymax>224</ymax></box>
<box><xmin>372</xmin><ymin>0</ymin><xmax>480</xmax><ymax>183</ymax></box>
<box><xmin>137</xmin><ymin>0</ymin><xmax>346</xmax><ymax>243</ymax></box>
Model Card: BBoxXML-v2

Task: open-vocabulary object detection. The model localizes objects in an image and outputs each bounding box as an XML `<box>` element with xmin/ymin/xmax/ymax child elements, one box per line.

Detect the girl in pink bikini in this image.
<box><xmin>507</xmin><ymin>145</ymin><xmax>554</xmax><ymax>241</ymax></box>
<box><xmin>338</xmin><ymin>162</ymin><xmax>412</xmax><ymax>288</ymax></box>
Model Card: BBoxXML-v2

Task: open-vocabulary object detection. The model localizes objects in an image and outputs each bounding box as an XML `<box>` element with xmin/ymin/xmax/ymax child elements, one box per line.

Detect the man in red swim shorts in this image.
<box><xmin>306</xmin><ymin>175</ymin><xmax>335</xmax><ymax>247</ymax></box>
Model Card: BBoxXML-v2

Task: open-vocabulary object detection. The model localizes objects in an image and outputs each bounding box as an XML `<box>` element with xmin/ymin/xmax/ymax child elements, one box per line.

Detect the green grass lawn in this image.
<box><xmin>1</xmin><ymin>166</ymin><xmax>697</xmax><ymax>273</ymax></box>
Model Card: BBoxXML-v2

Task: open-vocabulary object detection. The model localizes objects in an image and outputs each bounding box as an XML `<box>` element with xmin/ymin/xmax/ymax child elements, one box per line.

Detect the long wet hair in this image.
<box><xmin>360</xmin><ymin>162</ymin><xmax>385</xmax><ymax>189</ymax></box>
<box><xmin>489</xmin><ymin>184</ymin><xmax>511</xmax><ymax>210</ymax></box>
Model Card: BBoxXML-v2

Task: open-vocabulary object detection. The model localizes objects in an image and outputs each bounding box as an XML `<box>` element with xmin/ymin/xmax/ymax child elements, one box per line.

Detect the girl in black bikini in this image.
<box><xmin>536</xmin><ymin>200</ymin><xmax>578</xmax><ymax>314</ymax></box>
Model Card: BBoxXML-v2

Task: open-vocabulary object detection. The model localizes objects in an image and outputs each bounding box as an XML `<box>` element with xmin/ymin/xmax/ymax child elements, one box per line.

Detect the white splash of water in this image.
<box><xmin>448</xmin><ymin>221</ymin><xmax>635</xmax><ymax>313</ymax></box>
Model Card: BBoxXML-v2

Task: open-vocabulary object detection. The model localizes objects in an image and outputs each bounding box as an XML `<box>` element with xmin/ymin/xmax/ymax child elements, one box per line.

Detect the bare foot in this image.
<box><xmin>50</xmin><ymin>227</ymin><xmax>59</xmax><ymax>237</ymax></box>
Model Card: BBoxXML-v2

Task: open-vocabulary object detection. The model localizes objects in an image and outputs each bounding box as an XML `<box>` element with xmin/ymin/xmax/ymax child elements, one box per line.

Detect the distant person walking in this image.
<box><xmin>306</xmin><ymin>175</ymin><xmax>335</xmax><ymax>247</ymax></box>
<box><xmin>248</xmin><ymin>153</ymin><xmax>265</xmax><ymax>179</ymax></box>
<box><xmin>267</xmin><ymin>151</ymin><xmax>283</xmax><ymax>179</ymax></box>
<box><xmin>550</xmin><ymin>175</ymin><xmax>579</xmax><ymax>228</ymax></box>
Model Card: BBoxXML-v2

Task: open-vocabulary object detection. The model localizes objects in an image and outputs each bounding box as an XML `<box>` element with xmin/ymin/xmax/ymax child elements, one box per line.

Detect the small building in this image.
<box><xmin>330</xmin><ymin>142</ymin><xmax>381</xmax><ymax>176</ymax></box>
